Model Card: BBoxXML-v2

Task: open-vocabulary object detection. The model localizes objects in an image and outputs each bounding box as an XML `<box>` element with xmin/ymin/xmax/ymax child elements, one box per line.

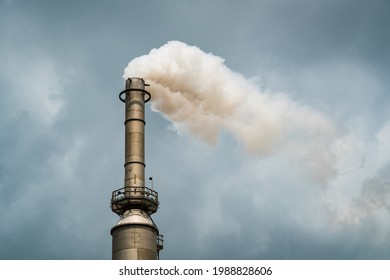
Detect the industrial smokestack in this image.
<box><xmin>110</xmin><ymin>77</ymin><xmax>163</xmax><ymax>260</ymax></box>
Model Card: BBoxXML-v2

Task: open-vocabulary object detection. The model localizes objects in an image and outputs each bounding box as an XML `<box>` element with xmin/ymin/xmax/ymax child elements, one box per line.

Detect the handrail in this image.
<box><xmin>110</xmin><ymin>186</ymin><xmax>159</xmax><ymax>216</ymax></box>
<box><xmin>157</xmin><ymin>234</ymin><xmax>164</xmax><ymax>250</ymax></box>
<box><xmin>112</xmin><ymin>186</ymin><xmax>158</xmax><ymax>202</ymax></box>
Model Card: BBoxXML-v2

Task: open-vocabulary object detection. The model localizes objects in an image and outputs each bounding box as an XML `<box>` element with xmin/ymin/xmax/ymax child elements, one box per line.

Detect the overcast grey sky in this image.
<box><xmin>0</xmin><ymin>0</ymin><xmax>389</xmax><ymax>260</ymax></box>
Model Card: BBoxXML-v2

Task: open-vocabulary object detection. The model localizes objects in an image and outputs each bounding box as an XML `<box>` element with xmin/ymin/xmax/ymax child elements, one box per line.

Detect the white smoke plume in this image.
<box><xmin>124</xmin><ymin>41</ymin><xmax>337</xmax><ymax>183</ymax></box>
<box><xmin>325</xmin><ymin>122</ymin><xmax>390</xmax><ymax>226</ymax></box>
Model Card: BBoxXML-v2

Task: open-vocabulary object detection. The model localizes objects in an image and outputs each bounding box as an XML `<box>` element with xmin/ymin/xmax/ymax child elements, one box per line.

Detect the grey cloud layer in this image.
<box><xmin>0</xmin><ymin>0</ymin><xmax>389</xmax><ymax>259</ymax></box>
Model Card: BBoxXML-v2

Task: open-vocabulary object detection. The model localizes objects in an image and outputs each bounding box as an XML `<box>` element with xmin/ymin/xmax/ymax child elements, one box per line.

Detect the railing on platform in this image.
<box><xmin>111</xmin><ymin>186</ymin><xmax>159</xmax><ymax>216</ymax></box>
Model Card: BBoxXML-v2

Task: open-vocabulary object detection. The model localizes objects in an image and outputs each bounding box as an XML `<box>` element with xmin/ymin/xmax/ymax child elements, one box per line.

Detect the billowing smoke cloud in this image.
<box><xmin>124</xmin><ymin>41</ymin><xmax>337</xmax><ymax>183</ymax></box>
<box><xmin>325</xmin><ymin>122</ymin><xmax>390</xmax><ymax>227</ymax></box>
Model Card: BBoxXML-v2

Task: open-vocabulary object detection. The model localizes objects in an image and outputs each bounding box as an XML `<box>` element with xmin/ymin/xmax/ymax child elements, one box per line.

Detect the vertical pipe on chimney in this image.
<box><xmin>124</xmin><ymin>78</ymin><xmax>145</xmax><ymax>191</ymax></box>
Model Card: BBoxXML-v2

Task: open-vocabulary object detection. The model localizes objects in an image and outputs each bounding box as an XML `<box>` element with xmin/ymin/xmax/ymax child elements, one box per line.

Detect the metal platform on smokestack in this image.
<box><xmin>111</xmin><ymin>186</ymin><xmax>159</xmax><ymax>216</ymax></box>
<box><xmin>110</xmin><ymin>77</ymin><xmax>163</xmax><ymax>260</ymax></box>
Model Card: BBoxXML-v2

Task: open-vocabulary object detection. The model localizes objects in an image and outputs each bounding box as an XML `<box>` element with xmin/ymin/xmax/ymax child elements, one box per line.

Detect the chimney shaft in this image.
<box><xmin>110</xmin><ymin>78</ymin><xmax>162</xmax><ymax>260</ymax></box>
<box><xmin>124</xmin><ymin>78</ymin><xmax>146</xmax><ymax>189</ymax></box>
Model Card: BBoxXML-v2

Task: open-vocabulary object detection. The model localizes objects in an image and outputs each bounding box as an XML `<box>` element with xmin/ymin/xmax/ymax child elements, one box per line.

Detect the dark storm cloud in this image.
<box><xmin>226</xmin><ymin>0</ymin><xmax>390</xmax><ymax>67</ymax></box>
<box><xmin>0</xmin><ymin>0</ymin><xmax>389</xmax><ymax>260</ymax></box>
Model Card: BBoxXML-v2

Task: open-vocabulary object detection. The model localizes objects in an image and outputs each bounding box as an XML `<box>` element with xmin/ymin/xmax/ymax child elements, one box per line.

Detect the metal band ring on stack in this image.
<box><xmin>119</xmin><ymin>88</ymin><xmax>151</xmax><ymax>103</ymax></box>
